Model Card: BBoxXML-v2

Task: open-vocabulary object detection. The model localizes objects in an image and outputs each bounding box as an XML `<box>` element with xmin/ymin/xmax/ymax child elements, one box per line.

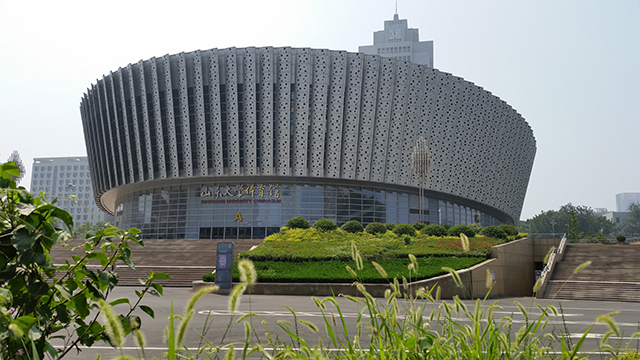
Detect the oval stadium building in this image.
<box><xmin>80</xmin><ymin>47</ymin><xmax>536</xmax><ymax>239</ymax></box>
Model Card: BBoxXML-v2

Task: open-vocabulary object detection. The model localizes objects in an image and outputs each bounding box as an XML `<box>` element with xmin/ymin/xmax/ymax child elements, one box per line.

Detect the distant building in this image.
<box><xmin>616</xmin><ymin>193</ymin><xmax>640</xmax><ymax>212</ymax></box>
<box><xmin>602</xmin><ymin>211</ymin><xmax>629</xmax><ymax>225</ymax></box>
<box><xmin>359</xmin><ymin>13</ymin><xmax>434</xmax><ymax>67</ymax></box>
<box><xmin>30</xmin><ymin>157</ymin><xmax>111</xmax><ymax>225</ymax></box>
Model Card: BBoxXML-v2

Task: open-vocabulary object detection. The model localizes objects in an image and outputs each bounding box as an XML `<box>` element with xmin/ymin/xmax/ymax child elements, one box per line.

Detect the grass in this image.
<box><xmin>109</xmin><ymin>256</ymin><xmax>640</xmax><ymax>360</ymax></box>
<box><xmin>203</xmin><ymin>256</ymin><xmax>485</xmax><ymax>283</ymax></box>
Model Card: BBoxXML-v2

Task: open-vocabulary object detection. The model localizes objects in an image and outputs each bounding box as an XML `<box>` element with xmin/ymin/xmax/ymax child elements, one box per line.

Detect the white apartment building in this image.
<box><xmin>30</xmin><ymin>157</ymin><xmax>110</xmax><ymax>225</ymax></box>
<box><xmin>616</xmin><ymin>193</ymin><xmax>640</xmax><ymax>212</ymax></box>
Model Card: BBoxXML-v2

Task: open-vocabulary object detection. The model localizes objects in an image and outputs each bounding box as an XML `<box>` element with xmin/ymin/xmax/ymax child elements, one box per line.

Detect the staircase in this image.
<box><xmin>49</xmin><ymin>238</ymin><xmax>264</xmax><ymax>287</ymax></box>
<box><xmin>542</xmin><ymin>244</ymin><xmax>640</xmax><ymax>302</ymax></box>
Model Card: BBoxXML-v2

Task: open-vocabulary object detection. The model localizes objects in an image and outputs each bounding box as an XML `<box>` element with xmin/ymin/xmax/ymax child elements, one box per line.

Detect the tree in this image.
<box><xmin>521</xmin><ymin>203</ymin><xmax>615</xmax><ymax>238</ymax></box>
<box><xmin>622</xmin><ymin>203</ymin><xmax>640</xmax><ymax>236</ymax></box>
<box><xmin>73</xmin><ymin>219</ymin><xmax>109</xmax><ymax>238</ymax></box>
<box><xmin>567</xmin><ymin>210</ymin><xmax>582</xmax><ymax>239</ymax></box>
<box><xmin>0</xmin><ymin>161</ymin><xmax>166</xmax><ymax>359</ymax></box>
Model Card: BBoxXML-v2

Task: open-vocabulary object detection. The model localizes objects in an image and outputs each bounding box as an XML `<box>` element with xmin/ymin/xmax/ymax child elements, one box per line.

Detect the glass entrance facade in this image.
<box><xmin>114</xmin><ymin>182</ymin><xmax>500</xmax><ymax>239</ymax></box>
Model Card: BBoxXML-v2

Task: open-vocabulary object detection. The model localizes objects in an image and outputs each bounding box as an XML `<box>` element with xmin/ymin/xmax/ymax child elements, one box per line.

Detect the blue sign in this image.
<box><xmin>215</xmin><ymin>242</ymin><xmax>234</xmax><ymax>289</ymax></box>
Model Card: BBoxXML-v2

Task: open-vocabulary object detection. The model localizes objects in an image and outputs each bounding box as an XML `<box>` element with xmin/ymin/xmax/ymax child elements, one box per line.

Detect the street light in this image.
<box><xmin>550</xmin><ymin>220</ymin><xmax>556</xmax><ymax>238</ymax></box>
<box><xmin>411</xmin><ymin>137</ymin><xmax>431</xmax><ymax>224</ymax></box>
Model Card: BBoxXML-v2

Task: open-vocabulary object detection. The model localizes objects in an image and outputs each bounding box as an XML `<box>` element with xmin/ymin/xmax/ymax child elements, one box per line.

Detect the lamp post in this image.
<box><xmin>411</xmin><ymin>137</ymin><xmax>431</xmax><ymax>224</ymax></box>
<box><xmin>550</xmin><ymin>220</ymin><xmax>556</xmax><ymax>238</ymax></box>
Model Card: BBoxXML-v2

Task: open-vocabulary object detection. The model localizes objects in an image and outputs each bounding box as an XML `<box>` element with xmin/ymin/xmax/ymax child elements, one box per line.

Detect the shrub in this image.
<box><xmin>421</xmin><ymin>224</ymin><xmax>447</xmax><ymax>237</ymax></box>
<box><xmin>403</xmin><ymin>235</ymin><xmax>412</xmax><ymax>245</ymax></box>
<box><xmin>384</xmin><ymin>222</ymin><xmax>396</xmax><ymax>231</ymax></box>
<box><xmin>447</xmin><ymin>224</ymin><xmax>476</xmax><ymax>237</ymax></box>
<box><xmin>286</xmin><ymin>216</ymin><xmax>310</xmax><ymax>229</ymax></box>
<box><xmin>341</xmin><ymin>220</ymin><xmax>364</xmax><ymax>233</ymax></box>
<box><xmin>365</xmin><ymin>222</ymin><xmax>388</xmax><ymax>235</ymax></box>
<box><xmin>481</xmin><ymin>225</ymin><xmax>508</xmax><ymax>239</ymax></box>
<box><xmin>468</xmin><ymin>223</ymin><xmax>483</xmax><ymax>234</ymax></box>
<box><xmin>412</xmin><ymin>222</ymin><xmax>426</xmax><ymax>231</ymax></box>
<box><xmin>498</xmin><ymin>224</ymin><xmax>519</xmax><ymax>236</ymax></box>
<box><xmin>313</xmin><ymin>218</ymin><xmax>337</xmax><ymax>232</ymax></box>
<box><xmin>393</xmin><ymin>224</ymin><xmax>417</xmax><ymax>237</ymax></box>
<box><xmin>617</xmin><ymin>235</ymin><xmax>626</xmax><ymax>242</ymax></box>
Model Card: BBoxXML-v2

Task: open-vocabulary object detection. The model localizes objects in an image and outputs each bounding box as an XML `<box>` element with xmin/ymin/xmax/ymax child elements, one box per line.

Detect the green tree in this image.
<box><xmin>74</xmin><ymin>219</ymin><xmax>109</xmax><ymax>238</ymax></box>
<box><xmin>567</xmin><ymin>210</ymin><xmax>582</xmax><ymax>239</ymax></box>
<box><xmin>0</xmin><ymin>161</ymin><xmax>166</xmax><ymax>359</ymax></box>
<box><xmin>622</xmin><ymin>203</ymin><xmax>640</xmax><ymax>236</ymax></box>
<box><xmin>522</xmin><ymin>203</ymin><xmax>615</xmax><ymax>238</ymax></box>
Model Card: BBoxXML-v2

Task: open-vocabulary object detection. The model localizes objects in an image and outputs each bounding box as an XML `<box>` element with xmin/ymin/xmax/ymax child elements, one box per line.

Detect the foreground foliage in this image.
<box><xmin>0</xmin><ymin>161</ymin><xmax>166</xmax><ymax>359</ymax></box>
<box><xmin>119</xmin><ymin>256</ymin><xmax>638</xmax><ymax>360</ymax></box>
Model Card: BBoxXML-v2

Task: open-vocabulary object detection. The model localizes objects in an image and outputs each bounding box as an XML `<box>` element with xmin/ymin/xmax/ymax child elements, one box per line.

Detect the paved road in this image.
<box><xmin>55</xmin><ymin>287</ymin><xmax>640</xmax><ymax>359</ymax></box>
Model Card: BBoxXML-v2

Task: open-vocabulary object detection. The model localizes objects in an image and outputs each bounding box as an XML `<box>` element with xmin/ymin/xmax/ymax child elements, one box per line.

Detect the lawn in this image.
<box><xmin>203</xmin><ymin>228</ymin><xmax>505</xmax><ymax>283</ymax></box>
<box><xmin>204</xmin><ymin>256</ymin><xmax>485</xmax><ymax>283</ymax></box>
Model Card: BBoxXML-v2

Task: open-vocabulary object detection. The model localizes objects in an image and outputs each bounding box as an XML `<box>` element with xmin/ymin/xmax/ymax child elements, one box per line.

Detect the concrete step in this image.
<box><xmin>49</xmin><ymin>238</ymin><xmax>263</xmax><ymax>286</ymax></box>
<box><xmin>543</xmin><ymin>281</ymin><xmax>640</xmax><ymax>302</ymax></box>
<box><xmin>551</xmin><ymin>263</ymin><xmax>640</xmax><ymax>282</ymax></box>
<box><xmin>541</xmin><ymin>244</ymin><xmax>640</xmax><ymax>302</ymax></box>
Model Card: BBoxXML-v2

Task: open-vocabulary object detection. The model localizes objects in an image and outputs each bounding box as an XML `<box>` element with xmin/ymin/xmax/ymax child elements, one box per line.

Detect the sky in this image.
<box><xmin>1</xmin><ymin>0</ymin><xmax>638</xmax><ymax>220</ymax></box>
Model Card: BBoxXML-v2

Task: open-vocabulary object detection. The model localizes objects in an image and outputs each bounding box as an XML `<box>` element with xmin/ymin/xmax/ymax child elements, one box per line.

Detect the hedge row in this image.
<box><xmin>288</xmin><ymin>218</ymin><xmax>521</xmax><ymax>240</ymax></box>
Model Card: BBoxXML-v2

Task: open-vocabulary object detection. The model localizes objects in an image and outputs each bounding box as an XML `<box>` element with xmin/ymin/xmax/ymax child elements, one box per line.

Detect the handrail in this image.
<box><xmin>557</xmin><ymin>236</ymin><xmax>567</xmax><ymax>255</ymax></box>
<box><xmin>529</xmin><ymin>233</ymin><xmax>567</xmax><ymax>239</ymax></box>
<box><xmin>535</xmin><ymin>235</ymin><xmax>567</xmax><ymax>298</ymax></box>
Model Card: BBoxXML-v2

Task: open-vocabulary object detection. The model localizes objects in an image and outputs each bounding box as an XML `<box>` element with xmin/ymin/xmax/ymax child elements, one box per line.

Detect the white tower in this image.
<box><xmin>359</xmin><ymin>13</ymin><xmax>434</xmax><ymax>67</ymax></box>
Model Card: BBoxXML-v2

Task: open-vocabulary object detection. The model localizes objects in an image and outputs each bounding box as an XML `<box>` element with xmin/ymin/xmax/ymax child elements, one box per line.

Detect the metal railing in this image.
<box><xmin>535</xmin><ymin>235</ymin><xmax>567</xmax><ymax>298</ymax></box>
<box><xmin>529</xmin><ymin>233</ymin><xmax>567</xmax><ymax>239</ymax></box>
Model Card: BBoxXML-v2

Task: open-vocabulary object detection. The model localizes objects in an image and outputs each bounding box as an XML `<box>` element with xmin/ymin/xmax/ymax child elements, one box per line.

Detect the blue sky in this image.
<box><xmin>1</xmin><ymin>0</ymin><xmax>638</xmax><ymax>219</ymax></box>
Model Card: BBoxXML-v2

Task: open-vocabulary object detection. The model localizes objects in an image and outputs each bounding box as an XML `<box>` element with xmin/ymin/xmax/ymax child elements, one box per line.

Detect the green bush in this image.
<box><xmin>447</xmin><ymin>224</ymin><xmax>476</xmax><ymax>237</ymax></box>
<box><xmin>481</xmin><ymin>226</ymin><xmax>508</xmax><ymax>240</ymax></box>
<box><xmin>403</xmin><ymin>235</ymin><xmax>412</xmax><ymax>245</ymax></box>
<box><xmin>617</xmin><ymin>235</ymin><xmax>626</xmax><ymax>242</ymax></box>
<box><xmin>498</xmin><ymin>224</ymin><xmax>519</xmax><ymax>236</ymax></box>
<box><xmin>384</xmin><ymin>222</ymin><xmax>396</xmax><ymax>231</ymax></box>
<box><xmin>365</xmin><ymin>222</ymin><xmax>388</xmax><ymax>235</ymax></box>
<box><xmin>341</xmin><ymin>220</ymin><xmax>364</xmax><ymax>233</ymax></box>
<box><xmin>393</xmin><ymin>224</ymin><xmax>417</xmax><ymax>237</ymax></box>
<box><xmin>412</xmin><ymin>222</ymin><xmax>426</xmax><ymax>231</ymax></box>
<box><xmin>286</xmin><ymin>216</ymin><xmax>310</xmax><ymax>229</ymax></box>
<box><xmin>313</xmin><ymin>218</ymin><xmax>337</xmax><ymax>232</ymax></box>
<box><xmin>421</xmin><ymin>224</ymin><xmax>447</xmax><ymax>237</ymax></box>
<box><xmin>468</xmin><ymin>223</ymin><xmax>483</xmax><ymax>234</ymax></box>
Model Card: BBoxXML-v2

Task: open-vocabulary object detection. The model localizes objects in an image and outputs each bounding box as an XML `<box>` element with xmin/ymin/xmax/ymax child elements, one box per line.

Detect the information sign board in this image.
<box><xmin>215</xmin><ymin>242</ymin><xmax>234</xmax><ymax>289</ymax></box>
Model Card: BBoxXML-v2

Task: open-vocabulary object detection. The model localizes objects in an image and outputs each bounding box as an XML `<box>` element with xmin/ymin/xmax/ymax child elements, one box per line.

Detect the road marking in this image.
<box><xmin>492</xmin><ymin>311</ymin><xmax>583</xmax><ymax>317</ymax></box>
<box><xmin>571</xmin><ymin>333</ymin><xmax>640</xmax><ymax>340</ymax></box>
<box><xmin>197</xmin><ymin>310</ymin><xmax>639</xmax><ymax>328</ymax></box>
<box><xmin>197</xmin><ymin>310</ymin><xmax>363</xmax><ymax>318</ymax></box>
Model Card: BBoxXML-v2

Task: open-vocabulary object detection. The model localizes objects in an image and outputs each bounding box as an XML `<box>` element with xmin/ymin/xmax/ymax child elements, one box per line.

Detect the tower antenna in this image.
<box><xmin>395</xmin><ymin>0</ymin><xmax>398</xmax><ymax>15</ymax></box>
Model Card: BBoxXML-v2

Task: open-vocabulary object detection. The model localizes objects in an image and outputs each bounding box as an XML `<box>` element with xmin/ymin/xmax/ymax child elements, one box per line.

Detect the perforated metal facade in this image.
<box><xmin>80</xmin><ymin>47</ymin><xmax>535</xmax><ymax>239</ymax></box>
